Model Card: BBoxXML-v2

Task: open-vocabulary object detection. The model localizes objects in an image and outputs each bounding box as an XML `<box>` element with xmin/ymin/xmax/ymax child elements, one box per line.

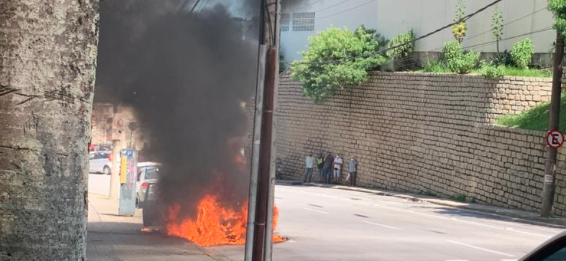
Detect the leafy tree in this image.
<box><xmin>492</xmin><ymin>4</ymin><xmax>504</xmax><ymax>53</ymax></box>
<box><xmin>387</xmin><ymin>29</ymin><xmax>415</xmax><ymax>60</ymax></box>
<box><xmin>548</xmin><ymin>0</ymin><xmax>566</xmax><ymax>38</ymax></box>
<box><xmin>452</xmin><ymin>0</ymin><xmax>467</xmax><ymax>43</ymax></box>
<box><xmin>290</xmin><ymin>26</ymin><xmax>387</xmax><ymax>103</ymax></box>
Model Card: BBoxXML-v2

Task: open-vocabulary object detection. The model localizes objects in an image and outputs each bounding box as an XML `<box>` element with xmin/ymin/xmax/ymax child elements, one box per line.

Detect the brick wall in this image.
<box><xmin>276</xmin><ymin>72</ymin><xmax>566</xmax><ymax>215</ymax></box>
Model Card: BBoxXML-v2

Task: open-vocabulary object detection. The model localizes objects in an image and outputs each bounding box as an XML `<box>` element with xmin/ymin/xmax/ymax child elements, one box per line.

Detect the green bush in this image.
<box><xmin>442</xmin><ymin>41</ymin><xmax>480</xmax><ymax>74</ymax></box>
<box><xmin>479</xmin><ymin>62</ymin><xmax>504</xmax><ymax>79</ymax></box>
<box><xmin>387</xmin><ymin>29</ymin><xmax>415</xmax><ymax>60</ymax></box>
<box><xmin>492</xmin><ymin>50</ymin><xmax>513</xmax><ymax>66</ymax></box>
<box><xmin>421</xmin><ymin>61</ymin><xmax>449</xmax><ymax>73</ymax></box>
<box><xmin>290</xmin><ymin>26</ymin><xmax>387</xmax><ymax>103</ymax></box>
<box><xmin>510</xmin><ymin>38</ymin><xmax>534</xmax><ymax>69</ymax></box>
<box><xmin>442</xmin><ymin>41</ymin><xmax>462</xmax><ymax>61</ymax></box>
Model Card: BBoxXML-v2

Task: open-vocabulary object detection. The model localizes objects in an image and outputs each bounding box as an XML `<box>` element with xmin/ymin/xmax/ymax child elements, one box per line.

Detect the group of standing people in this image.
<box><xmin>303</xmin><ymin>152</ymin><xmax>358</xmax><ymax>186</ymax></box>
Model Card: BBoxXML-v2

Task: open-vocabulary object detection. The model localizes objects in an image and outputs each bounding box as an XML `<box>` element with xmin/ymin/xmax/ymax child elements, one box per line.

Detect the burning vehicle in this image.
<box><xmin>97</xmin><ymin>0</ymin><xmax>283</xmax><ymax>248</ymax></box>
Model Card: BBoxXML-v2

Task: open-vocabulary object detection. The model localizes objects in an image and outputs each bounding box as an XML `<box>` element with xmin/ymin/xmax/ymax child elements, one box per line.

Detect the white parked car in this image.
<box><xmin>89</xmin><ymin>151</ymin><xmax>112</xmax><ymax>175</ymax></box>
<box><xmin>136</xmin><ymin>162</ymin><xmax>160</xmax><ymax>208</ymax></box>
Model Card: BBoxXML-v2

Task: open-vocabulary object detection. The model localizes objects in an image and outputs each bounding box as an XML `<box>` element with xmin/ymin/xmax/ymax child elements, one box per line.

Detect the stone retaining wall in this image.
<box><xmin>276</xmin><ymin>72</ymin><xmax>566</xmax><ymax>215</ymax></box>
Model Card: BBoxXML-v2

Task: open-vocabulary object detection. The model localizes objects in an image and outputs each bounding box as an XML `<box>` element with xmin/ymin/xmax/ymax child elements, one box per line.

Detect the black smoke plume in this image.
<box><xmin>95</xmin><ymin>0</ymin><xmax>260</xmax><ymax>217</ymax></box>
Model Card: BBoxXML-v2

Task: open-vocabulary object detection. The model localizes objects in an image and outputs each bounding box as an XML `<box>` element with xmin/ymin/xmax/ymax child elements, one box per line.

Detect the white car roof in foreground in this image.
<box><xmin>137</xmin><ymin>162</ymin><xmax>161</xmax><ymax>167</ymax></box>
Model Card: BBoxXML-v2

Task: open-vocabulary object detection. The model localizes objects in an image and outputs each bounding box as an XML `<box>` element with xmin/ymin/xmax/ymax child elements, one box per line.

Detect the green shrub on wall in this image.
<box><xmin>387</xmin><ymin>29</ymin><xmax>415</xmax><ymax>60</ymax></box>
<box><xmin>442</xmin><ymin>41</ymin><xmax>479</xmax><ymax>74</ymax></box>
<box><xmin>290</xmin><ymin>26</ymin><xmax>387</xmax><ymax>103</ymax></box>
<box><xmin>510</xmin><ymin>38</ymin><xmax>534</xmax><ymax>69</ymax></box>
<box><xmin>479</xmin><ymin>62</ymin><xmax>504</xmax><ymax>79</ymax></box>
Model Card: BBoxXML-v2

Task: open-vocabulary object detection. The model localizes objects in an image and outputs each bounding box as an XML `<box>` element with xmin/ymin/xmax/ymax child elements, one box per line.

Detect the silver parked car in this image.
<box><xmin>136</xmin><ymin>162</ymin><xmax>160</xmax><ymax>208</ymax></box>
<box><xmin>89</xmin><ymin>151</ymin><xmax>112</xmax><ymax>175</ymax></box>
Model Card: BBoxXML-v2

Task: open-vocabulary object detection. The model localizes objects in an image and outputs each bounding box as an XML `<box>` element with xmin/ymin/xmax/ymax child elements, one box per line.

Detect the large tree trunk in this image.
<box><xmin>0</xmin><ymin>0</ymin><xmax>99</xmax><ymax>260</ymax></box>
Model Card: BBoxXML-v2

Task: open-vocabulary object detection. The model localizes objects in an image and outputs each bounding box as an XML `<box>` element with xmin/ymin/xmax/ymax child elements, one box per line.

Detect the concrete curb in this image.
<box><xmin>279</xmin><ymin>180</ymin><xmax>566</xmax><ymax>228</ymax></box>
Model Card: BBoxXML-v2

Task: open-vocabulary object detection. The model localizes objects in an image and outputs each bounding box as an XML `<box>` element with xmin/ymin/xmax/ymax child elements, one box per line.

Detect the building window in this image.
<box><xmin>292</xmin><ymin>12</ymin><xmax>315</xmax><ymax>31</ymax></box>
<box><xmin>281</xmin><ymin>13</ymin><xmax>290</xmax><ymax>32</ymax></box>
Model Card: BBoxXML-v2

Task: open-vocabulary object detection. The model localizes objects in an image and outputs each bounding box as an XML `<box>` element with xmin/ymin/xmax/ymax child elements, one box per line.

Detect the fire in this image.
<box><xmin>166</xmin><ymin>194</ymin><xmax>285</xmax><ymax>246</ymax></box>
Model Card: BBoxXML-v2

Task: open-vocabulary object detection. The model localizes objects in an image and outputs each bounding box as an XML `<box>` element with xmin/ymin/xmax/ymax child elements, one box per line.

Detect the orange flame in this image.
<box><xmin>166</xmin><ymin>194</ymin><xmax>285</xmax><ymax>246</ymax></box>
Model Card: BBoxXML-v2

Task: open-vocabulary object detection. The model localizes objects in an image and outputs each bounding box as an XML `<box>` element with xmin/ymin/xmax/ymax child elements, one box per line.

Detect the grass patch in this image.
<box><xmin>452</xmin><ymin>194</ymin><xmax>467</xmax><ymax>202</ymax></box>
<box><xmin>419</xmin><ymin>61</ymin><xmax>453</xmax><ymax>73</ymax></box>
<box><xmin>496</xmin><ymin>94</ymin><xmax>566</xmax><ymax>131</ymax></box>
<box><xmin>417</xmin><ymin>63</ymin><xmax>551</xmax><ymax>78</ymax></box>
<box><xmin>420</xmin><ymin>191</ymin><xmax>437</xmax><ymax>197</ymax></box>
<box><xmin>500</xmin><ymin>67</ymin><xmax>552</xmax><ymax>77</ymax></box>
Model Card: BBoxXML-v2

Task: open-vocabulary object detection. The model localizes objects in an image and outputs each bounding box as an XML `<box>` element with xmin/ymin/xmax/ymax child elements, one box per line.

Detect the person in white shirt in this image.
<box><xmin>303</xmin><ymin>153</ymin><xmax>315</xmax><ymax>183</ymax></box>
<box><xmin>333</xmin><ymin>155</ymin><xmax>343</xmax><ymax>183</ymax></box>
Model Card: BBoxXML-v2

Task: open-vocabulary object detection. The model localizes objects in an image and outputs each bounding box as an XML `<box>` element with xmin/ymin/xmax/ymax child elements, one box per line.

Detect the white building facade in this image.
<box><xmin>281</xmin><ymin>0</ymin><xmax>555</xmax><ymax>63</ymax></box>
<box><xmin>280</xmin><ymin>0</ymin><xmax>379</xmax><ymax>63</ymax></box>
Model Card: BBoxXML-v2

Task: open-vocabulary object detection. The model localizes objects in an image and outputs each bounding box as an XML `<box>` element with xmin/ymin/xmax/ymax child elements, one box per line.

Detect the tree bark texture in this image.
<box><xmin>0</xmin><ymin>0</ymin><xmax>99</xmax><ymax>260</ymax></box>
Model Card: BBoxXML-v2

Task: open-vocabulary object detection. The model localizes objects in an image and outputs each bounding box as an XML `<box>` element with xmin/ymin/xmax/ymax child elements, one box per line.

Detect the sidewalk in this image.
<box><xmin>277</xmin><ymin>180</ymin><xmax>566</xmax><ymax>228</ymax></box>
<box><xmin>87</xmin><ymin>194</ymin><xmax>232</xmax><ymax>261</ymax></box>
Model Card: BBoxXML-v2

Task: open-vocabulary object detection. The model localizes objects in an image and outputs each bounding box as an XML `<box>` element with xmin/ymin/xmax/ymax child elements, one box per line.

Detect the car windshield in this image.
<box><xmin>145</xmin><ymin>167</ymin><xmax>159</xmax><ymax>180</ymax></box>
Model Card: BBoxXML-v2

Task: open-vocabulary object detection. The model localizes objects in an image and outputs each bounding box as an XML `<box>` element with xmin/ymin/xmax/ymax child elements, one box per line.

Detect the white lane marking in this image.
<box><xmin>287</xmin><ymin>240</ymin><xmax>296</xmax><ymax>243</ymax></box>
<box><xmin>363</xmin><ymin>221</ymin><xmax>401</xmax><ymax>230</ymax></box>
<box><xmin>446</xmin><ymin>240</ymin><xmax>515</xmax><ymax>257</ymax></box>
<box><xmin>449</xmin><ymin>217</ymin><xmax>551</xmax><ymax>239</ymax></box>
<box><xmin>446</xmin><ymin>260</ymin><xmax>470</xmax><ymax>261</ymax></box>
<box><xmin>278</xmin><ymin>188</ymin><xmax>558</xmax><ymax>239</ymax></box>
<box><xmin>505</xmin><ymin>227</ymin><xmax>552</xmax><ymax>239</ymax></box>
<box><xmin>500</xmin><ymin>259</ymin><xmax>518</xmax><ymax>261</ymax></box>
<box><xmin>450</xmin><ymin>217</ymin><xmax>501</xmax><ymax>229</ymax></box>
<box><xmin>302</xmin><ymin>208</ymin><xmax>330</xmax><ymax>215</ymax></box>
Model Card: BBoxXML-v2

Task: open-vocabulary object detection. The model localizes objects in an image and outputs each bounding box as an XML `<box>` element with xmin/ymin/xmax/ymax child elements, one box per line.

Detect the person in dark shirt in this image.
<box><xmin>323</xmin><ymin>153</ymin><xmax>334</xmax><ymax>184</ymax></box>
<box><xmin>316</xmin><ymin>153</ymin><xmax>324</xmax><ymax>182</ymax></box>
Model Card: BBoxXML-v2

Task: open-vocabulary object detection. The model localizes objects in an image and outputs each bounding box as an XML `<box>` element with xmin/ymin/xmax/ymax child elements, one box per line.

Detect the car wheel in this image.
<box><xmin>103</xmin><ymin>166</ymin><xmax>111</xmax><ymax>175</ymax></box>
<box><xmin>135</xmin><ymin>197</ymin><xmax>140</xmax><ymax>209</ymax></box>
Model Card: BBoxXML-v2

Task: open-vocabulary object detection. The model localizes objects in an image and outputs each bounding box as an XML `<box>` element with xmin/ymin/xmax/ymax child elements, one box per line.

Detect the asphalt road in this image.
<box><xmin>210</xmin><ymin>185</ymin><xmax>565</xmax><ymax>261</ymax></box>
<box><xmin>87</xmin><ymin>174</ymin><xmax>565</xmax><ymax>261</ymax></box>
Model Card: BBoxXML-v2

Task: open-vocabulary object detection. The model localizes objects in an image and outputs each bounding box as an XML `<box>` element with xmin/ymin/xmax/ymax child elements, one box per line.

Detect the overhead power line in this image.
<box><xmin>198</xmin><ymin>0</ymin><xmax>211</xmax><ymax>13</ymax></box>
<box><xmin>463</xmin><ymin>26</ymin><xmax>553</xmax><ymax>49</ymax></box>
<box><xmin>385</xmin><ymin>27</ymin><xmax>556</xmax><ymax>68</ymax></box>
<box><xmin>464</xmin><ymin>6</ymin><xmax>548</xmax><ymax>43</ymax></box>
<box><xmin>312</xmin><ymin>0</ymin><xmax>357</xmax><ymax>13</ymax></box>
<box><xmin>315</xmin><ymin>0</ymin><xmax>376</xmax><ymax>21</ymax></box>
<box><xmin>286</xmin><ymin>0</ymin><xmax>323</xmax><ymax>13</ymax></box>
<box><xmin>177</xmin><ymin>0</ymin><xmax>202</xmax><ymax>14</ymax></box>
<box><xmin>189</xmin><ymin>0</ymin><xmax>202</xmax><ymax>14</ymax></box>
<box><xmin>293</xmin><ymin>0</ymin><xmax>503</xmax><ymax>66</ymax></box>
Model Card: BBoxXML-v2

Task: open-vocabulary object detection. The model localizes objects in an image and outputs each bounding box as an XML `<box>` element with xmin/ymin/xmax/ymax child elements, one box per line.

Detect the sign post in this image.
<box><xmin>118</xmin><ymin>149</ymin><xmax>137</xmax><ymax>216</ymax></box>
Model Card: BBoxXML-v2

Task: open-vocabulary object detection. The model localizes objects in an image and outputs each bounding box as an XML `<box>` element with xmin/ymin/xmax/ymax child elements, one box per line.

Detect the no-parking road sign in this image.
<box><xmin>546</xmin><ymin>129</ymin><xmax>565</xmax><ymax>149</ymax></box>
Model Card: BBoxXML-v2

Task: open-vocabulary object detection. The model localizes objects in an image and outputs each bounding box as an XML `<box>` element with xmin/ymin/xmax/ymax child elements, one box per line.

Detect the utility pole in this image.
<box><xmin>110</xmin><ymin>105</ymin><xmax>122</xmax><ymax>200</ymax></box>
<box><xmin>245</xmin><ymin>0</ymin><xmax>279</xmax><ymax>261</ymax></box>
<box><xmin>541</xmin><ymin>32</ymin><xmax>564</xmax><ymax>217</ymax></box>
